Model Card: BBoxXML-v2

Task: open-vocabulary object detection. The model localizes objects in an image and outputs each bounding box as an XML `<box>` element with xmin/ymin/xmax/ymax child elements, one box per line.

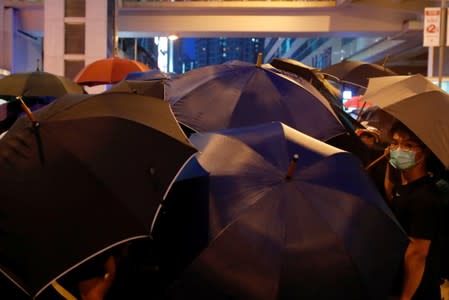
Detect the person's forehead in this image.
<box><xmin>392</xmin><ymin>132</ymin><xmax>418</xmax><ymax>143</ymax></box>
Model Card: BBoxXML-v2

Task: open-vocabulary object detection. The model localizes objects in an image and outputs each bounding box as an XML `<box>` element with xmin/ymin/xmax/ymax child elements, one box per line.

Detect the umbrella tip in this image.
<box><xmin>285</xmin><ymin>154</ymin><xmax>300</xmax><ymax>181</ymax></box>
<box><xmin>256</xmin><ymin>53</ymin><xmax>263</xmax><ymax>67</ymax></box>
<box><xmin>381</xmin><ymin>55</ymin><xmax>389</xmax><ymax>68</ymax></box>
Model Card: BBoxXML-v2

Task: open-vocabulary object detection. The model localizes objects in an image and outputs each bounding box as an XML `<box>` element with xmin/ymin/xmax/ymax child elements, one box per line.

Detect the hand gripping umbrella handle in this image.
<box><xmin>285</xmin><ymin>154</ymin><xmax>300</xmax><ymax>180</ymax></box>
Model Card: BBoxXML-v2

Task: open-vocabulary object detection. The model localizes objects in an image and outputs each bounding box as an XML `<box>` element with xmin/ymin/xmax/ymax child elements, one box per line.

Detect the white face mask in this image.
<box><xmin>389</xmin><ymin>149</ymin><xmax>416</xmax><ymax>170</ymax></box>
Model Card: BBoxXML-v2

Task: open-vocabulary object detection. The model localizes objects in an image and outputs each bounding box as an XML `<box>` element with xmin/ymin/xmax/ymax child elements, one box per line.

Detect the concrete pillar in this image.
<box><xmin>85</xmin><ymin>0</ymin><xmax>108</xmax><ymax>65</ymax></box>
<box><xmin>43</xmin><ymin>0</ymin><xmax>114</xmax><ymax>94</ymax></box>
<box><xmin>43</xmin><ymin>0</ymin><xmax>112</xmax><ymax>76</ymax></box>
<box><xmin>43</xmin><ymin>0</ymin><xmax>64</xmax><ymax>75</ymax></box>
<box><xmin>84</xmin><ymin>0</ymin><xmax>115</xmax><ymax>93</ymax></box>
<box><xmin>2</xmin><ymin>8</ymin><xmax>14</xmax><ymax>72</ymax></box>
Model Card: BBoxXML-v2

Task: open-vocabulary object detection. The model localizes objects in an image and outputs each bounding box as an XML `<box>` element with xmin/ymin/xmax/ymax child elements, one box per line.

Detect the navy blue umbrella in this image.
<box><xmin>166</xmin><ymin>61</ymin><xmax>346</xmax><ymax>142</ymax></box>
<box><xmin>153</xmin><ymin>122</ymin><xmax>408</xmax><ymax>300</ymax></box>
<box><xmin>125</xmin><ymin>69</ymin><xmax>171</xmax><ymax>81</ymax></box>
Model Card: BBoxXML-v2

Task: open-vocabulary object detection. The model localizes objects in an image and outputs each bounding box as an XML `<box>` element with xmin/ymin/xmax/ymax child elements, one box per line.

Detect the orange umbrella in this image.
<box><xmin>74</xmin><ymin>56</ymin><xmax>150</xmax><ymax>86</ymax></box>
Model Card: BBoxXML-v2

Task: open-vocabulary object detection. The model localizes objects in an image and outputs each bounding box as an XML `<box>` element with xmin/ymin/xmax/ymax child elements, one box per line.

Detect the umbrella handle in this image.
<box><xmin>51</xmin><ymin>281</ymin><xmax>77</xmax><ymax>300</ymax></box>
<box><xmin>356</xmin><ymin>101</ymin><xmax>367</xmax><ymax>122</ymax></box>
<box><xmin>16</xmin><ymin>96</ymin><xmax>38</xmax><ymax>125</ymax></box>
<box><xmin>285</xmin><ymin>154</ymin><xmax>300</xmax><ymax>180</ymax></box>
<box><xmin>365</xmin><ymin>153</ymin><xmax>387</xmax><ymax>170</ymax></box>
<box><xmin>256</xmin><ymin>53</ymin><xmax>263</xmax><ymax>67</ymax></box>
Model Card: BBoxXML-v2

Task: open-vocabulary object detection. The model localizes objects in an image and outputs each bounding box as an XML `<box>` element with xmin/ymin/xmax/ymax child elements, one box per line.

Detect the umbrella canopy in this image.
<box><xmin>0</xmin><ymin>71</ymin><xmax>84</xmax><ymax>97</ymax></box>
<box><xmin>268</xmin><ymin>57</ymin><xmax>366</xmax><ymax>131</ymax></box>
<box><xmin>153</xmin><ymin>122</ymin><xmax>408</xmax><ymax>300</ymax></box>
<box><xmin>125</xmin><ymin>69</ymin><xmax>171</xmax><ymax>81</ymax></box>
<box><xmin>269</xmin><ymin>58</ymin><xmax>342</xmax><ymax>107</ymax></box>
<box><xmin>321</xmin><ymin>60</ymin><xmax>397</xmax><ymax>88</ymax></box>
<box><xmin>267</xmin><ymin>58</ymin><xmax>373</xmax><ymax>164</ymax></box>
<box><xmin>104</xmin><ymin>79</ymin><xmax>165</xmax><ymax>99</ymax></box>
<box><xmin>74</xmin><ymin>56</ymin><xmax>150</xmax><ymax>86</ymax></box>
<box><xmin>362</xmin><ymin>74</ymin><xmax>449</xmax><ymax>167</ymax></box>
<box><xmin>166</xmin><ymin>60</ymin><xmax>345</xmax><ymax>142</ymax></box>
<box><xmin>0</xmin><ymin>92</ymin><xmax>196</xmax><ymax>298</ymax></box>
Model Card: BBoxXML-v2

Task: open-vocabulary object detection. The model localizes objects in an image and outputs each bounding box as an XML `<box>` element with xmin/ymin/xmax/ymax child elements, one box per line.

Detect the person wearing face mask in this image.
<box><xmin>385</xmin><ymin>121</ymin><xmax>443</xmax><ymax>300</ymax></box>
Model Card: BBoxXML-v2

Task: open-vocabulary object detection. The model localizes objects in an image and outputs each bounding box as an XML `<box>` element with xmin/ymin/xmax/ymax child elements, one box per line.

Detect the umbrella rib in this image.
<box><xmin>150</xmin><ymin>152</ymin><xmax>197</xmax><ymax>234</ymax></box>
<box><xmin>203</xmin><ymin>183</ymin><xmax>282</xmax><ymax>248</ymax></box>
<box><xmin>169</xmin><ymin>67</ymin><xmax>243</xmax><ymax>104</ymax></box>
<box><xmin>0</xmin><ymin>267</ymin><xmax>31</xmax><ymax>298</ymax></box>
<box><xmin>226</xmin><ymin>68</ymin><xmax>275</xmax><ymax>128</ymax></box>
<box><xmin>34</xmin><ymin>235</ymin><xmax>149</xmax><ymax>299</ymax></box>
<box><xmin>265</xmin><ymin>70</ymin><xmax>345</xmax><ymax>135</ymax></box>
<box><xmin>290</xmin><ymin>153</ymin><xmax>399</xmax><ymax>224</ymax></box>
<box><xmin>288</xmin><ymin>181</ymin><xmax>376</xmax><ymax>300</ymax></box>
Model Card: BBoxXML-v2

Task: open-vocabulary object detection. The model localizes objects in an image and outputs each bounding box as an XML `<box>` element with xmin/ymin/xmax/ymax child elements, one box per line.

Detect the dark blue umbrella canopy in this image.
<box><xmin>166</xmin><ymin>61</ymin><xmax>345</xmax><ymax>141</ymax></box>
<box><xmin>125</xmin><ymin>69</ymin><xmax>171</xmax><ymax>81</ymax></box>
<box><xmin>154</xmin><ymin>122</ymin><xmax>408</xmax><ymax>300</ymax></box>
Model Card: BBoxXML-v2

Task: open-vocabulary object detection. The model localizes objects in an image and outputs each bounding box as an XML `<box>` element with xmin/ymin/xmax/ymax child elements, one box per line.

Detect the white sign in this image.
<box><xmin>424</xmin><ymin>7</ymin><xmax>441</xmax><ymax>47</ymax></box>
<box><xmin>156</xmin><ymin>37</ymin><xmax>168</xmax><ymax>73</ymax></box>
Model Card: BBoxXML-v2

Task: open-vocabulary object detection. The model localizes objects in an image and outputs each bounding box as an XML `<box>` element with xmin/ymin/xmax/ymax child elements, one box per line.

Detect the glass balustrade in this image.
<box><xmin>123</xmin><ymin>0</ymin><xmax>333</xmax><ymax>2</ymax></box>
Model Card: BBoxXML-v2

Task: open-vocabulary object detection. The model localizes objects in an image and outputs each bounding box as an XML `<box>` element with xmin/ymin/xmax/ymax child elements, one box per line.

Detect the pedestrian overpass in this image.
<box><xmin>0</xmin><ymin>0</ymin><xmax>442</xmax><ymax>75</ymax></box>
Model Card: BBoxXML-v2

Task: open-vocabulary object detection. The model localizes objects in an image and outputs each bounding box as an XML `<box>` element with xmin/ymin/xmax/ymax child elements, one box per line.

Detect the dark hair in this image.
<box><xmin>389</xmin><ymin>121</ymin><xmax>424</xmax><ymax>147</ymax></box>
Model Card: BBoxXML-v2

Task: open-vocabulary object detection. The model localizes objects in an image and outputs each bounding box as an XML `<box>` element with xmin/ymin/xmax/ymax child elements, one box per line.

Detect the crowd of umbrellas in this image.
<box><xmin>0</xmin><ymin>54</ymin><xmax>448</xmax><ymax>300</ymax></box>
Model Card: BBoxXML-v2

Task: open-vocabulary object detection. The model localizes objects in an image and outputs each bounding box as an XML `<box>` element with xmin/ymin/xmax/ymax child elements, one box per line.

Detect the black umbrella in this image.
<box><xmin>0</xmin><ymin>92</ymin><xmax>196</xmax><ymax>298</ymax></box>
<box><xmin>104</xmin><ymin>79</ymin><xmax>166</xmax><ymax>99</ymax></box>
<box><xmin>320</xmin><ymin>60</ymin><xmax>397</xmax><ymax>88</ymax></box>
<box><xmin>153</xmin><ymin>122</ymin><xmax>408</xmax><ymax>300</ymax></box>
<box><xmin>0</xmin><ymin>71</ymin><xmax>84</xmax><ymax>97</ymax></box>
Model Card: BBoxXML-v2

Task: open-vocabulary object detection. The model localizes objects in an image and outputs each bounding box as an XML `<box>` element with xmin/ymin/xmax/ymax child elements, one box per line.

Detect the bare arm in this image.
<box><xmin>399</xmin><ymin>237</ymin><xmax>431</xmax><ymax>300</ymax></box>
<box><xmin>384</xmin><ymin>157</ymin><xmax>394</xmax><ymax>201</ymax></box>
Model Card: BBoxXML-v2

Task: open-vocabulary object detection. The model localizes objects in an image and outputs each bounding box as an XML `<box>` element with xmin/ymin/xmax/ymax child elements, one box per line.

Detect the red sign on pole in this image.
<box><xmin>424</xmin><ymin>7</ymin><xmax>441</xmax><ymax>47</ymax></box>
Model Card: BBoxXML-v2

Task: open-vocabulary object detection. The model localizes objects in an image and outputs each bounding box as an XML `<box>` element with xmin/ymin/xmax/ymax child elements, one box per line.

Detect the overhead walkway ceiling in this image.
<box><xmin>4</xmin><ymin>0</ymin><xmax>442</xmax><ymax>70</ymax></box>
<box><xmin>119</xmin><ymin>0</ymin><xmax>436</xmax><ymax>70</ymax></box>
